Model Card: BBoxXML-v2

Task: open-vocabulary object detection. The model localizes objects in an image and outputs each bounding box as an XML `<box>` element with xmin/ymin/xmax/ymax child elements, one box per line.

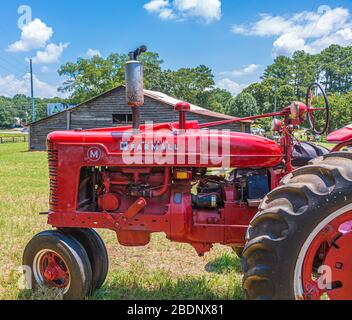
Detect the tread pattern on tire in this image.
<box><xmin>242</xmin><ymin>152</ymin><xmax>352</xmax><ymax>300</ymax></box>
<box><xmin>60</xmin><ymin>228</ymin><xmax>109</xmax><ymax>291</ymax></box>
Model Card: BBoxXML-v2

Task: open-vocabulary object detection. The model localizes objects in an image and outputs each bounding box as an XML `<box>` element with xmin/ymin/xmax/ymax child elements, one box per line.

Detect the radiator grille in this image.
<box><xmin>48</xmin><ymin>148</ymin><xmax>59</xmax><ymax>210</ymax></box>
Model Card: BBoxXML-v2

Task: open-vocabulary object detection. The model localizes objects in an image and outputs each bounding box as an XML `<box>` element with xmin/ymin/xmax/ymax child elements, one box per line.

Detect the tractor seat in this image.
<box><xmin>291</xmin><ymin>141</ymin><xmax>329</xmax><ymax>167</ymax></box>
<box><xmin>327</xmin><ymin>125</ymin><xmax>352</xmax><ymax>143</ymax></box>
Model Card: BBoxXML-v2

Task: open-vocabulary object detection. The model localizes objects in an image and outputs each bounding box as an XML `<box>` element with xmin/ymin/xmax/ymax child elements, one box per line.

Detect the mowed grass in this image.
<box><xmin>0</xmin><ymin>131</ymin><xmax>26</xmax><ymax>138</ymax></box>
<box><xmin>318</xmin><ymin>142</ymin><xmax>336</xmax><ymax>150</ymax></box>
<box><xmin>0</xmin><ymin>143</ymin><xmax>244</xmax><ymax>300</ymax></box>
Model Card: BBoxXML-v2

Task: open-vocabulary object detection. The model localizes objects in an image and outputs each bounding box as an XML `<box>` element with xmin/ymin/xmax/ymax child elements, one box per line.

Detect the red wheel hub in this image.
<box><xmin>40</xmin><ymin>252</ymin><xmax>70</xmax><ymax>288</ymax></box>
<box><xmin>301</xmin><ymin>211</ymin><xmax>352</xmax><ymax>300</ymax></box>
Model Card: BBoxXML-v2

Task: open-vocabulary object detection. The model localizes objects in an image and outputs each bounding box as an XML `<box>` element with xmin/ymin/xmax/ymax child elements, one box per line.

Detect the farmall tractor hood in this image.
<box><xmin>48</xmin><ymin>120</ymin><xmax>283</xmax><ymax>169</ymax></box>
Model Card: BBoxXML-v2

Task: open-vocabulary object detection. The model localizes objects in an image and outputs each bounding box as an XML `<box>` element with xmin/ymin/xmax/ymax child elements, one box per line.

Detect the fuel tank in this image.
<box><xmin>48</xmin><ymin>121</ymin><xmax>283</xmax><ymax>168</ymax></box>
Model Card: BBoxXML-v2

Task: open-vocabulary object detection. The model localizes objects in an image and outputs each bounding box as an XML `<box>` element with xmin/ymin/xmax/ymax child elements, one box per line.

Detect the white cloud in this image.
<box><xmin>144</xmin><ymin>0</ymin><xmax>177</xmax><ymax>20</ymax></box>
<box><xmin>217</xmin><ymin>78</ymin><xmax>247</xmax><ymax>96</ymax></box>
<box><xmin>231</xmin><ymin>6</ymin><xmax>352</xmax><ymax>56</ymax></box>
<box><xmin>0</xmin><ymin>73</ymin><xmax>62</xmax><ymax>98</ymax></box>
<box><xmin>41</xmin><ymin>66</ymin><xmax>51</xmax><ymax>73</ymax></box>
<box><xmin>86</xmin><ymin>48</ymin><xmax>102</xmax><ymax>58</ymax></box>
<box><xmin>273</xmin><ymin>33</ymin><xmax>308</xmax><ymax>55</ymax></box>
<box><xmin>220</xmin><ymin>64</ymin><xmax>260</xmax><ymax>78</ymax></box>
<box><xmin>144</xmin><ymin>0</ymin><xmax>169</xmax><ymax>13</ymax></box>
<box><xmin>231</xmin><ymin>25</ymin><xmax>247</xmax><ymax>34</ymax></box>
<box><xmin>8</xmin><ymin>18</ymin><xmax>53</xmax><ymax>52</ymax></box>
<box><xmin>32</xmin><ymin>43</ymin><xmax>69</xmax><ymax>64</ymax></box>
<box><xmin>174</xmin><ymin>0</ymin><xmax>221</xmax><ymax>22</ymax></box>
<box><xmin>144</xmin><ymin>0</ymin><xmax>221</xmax><ymax>23</ymax></box>
<box><xmin>232</xmin><ymin>15</ymin><xmax>294</xmax><ymax>37</ymax></box>
<box><xmin>159</xmin><ymin>8</ymin><xmax>176</xmax><ymax>20</ymax></box>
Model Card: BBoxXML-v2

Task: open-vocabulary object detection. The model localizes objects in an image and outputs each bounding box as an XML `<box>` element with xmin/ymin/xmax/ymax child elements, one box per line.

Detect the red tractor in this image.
<box><xmin>23</xmin><ymin>47</ymin><xmax>352</xmax><ymax>300</ymax></box>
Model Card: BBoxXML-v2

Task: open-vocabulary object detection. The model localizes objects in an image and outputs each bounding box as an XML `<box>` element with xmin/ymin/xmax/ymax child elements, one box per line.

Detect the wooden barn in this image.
<box><xmin>29</xmin><ymin>86</ymin><xmax>251</xmax><ymax>150</ymax></box>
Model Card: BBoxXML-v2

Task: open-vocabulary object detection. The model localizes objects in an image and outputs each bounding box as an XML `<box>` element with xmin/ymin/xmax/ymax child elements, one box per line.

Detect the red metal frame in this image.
<box><xmin>45</xmin><ymin>100</ymin><xmax>339</xmax><ymax>255</ymax></box>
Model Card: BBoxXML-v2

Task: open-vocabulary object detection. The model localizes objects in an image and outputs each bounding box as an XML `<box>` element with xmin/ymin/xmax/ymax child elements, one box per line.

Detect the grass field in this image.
<box><xmin>0</xmin><ymin>130</ymin><xmax>26</xmax><ymax>138</ymax></box>
<box><xmin>318</xmin><ymin>142</ymin><xmax>336</xmax><ymax>150</ymax></box>
<box><xmin>0</xmin><ymin>143</ymin><xmax>243</xmax><ymax>300</ymax></box>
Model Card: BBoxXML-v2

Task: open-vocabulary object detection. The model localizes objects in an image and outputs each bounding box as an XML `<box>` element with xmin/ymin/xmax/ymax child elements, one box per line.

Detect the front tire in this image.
<box><xmin>61</xmin><ymin>228</ymin><xmax>109</xmax><ymax>291</ymax></box>
<box><xmin>23</xmin><ymin>230</ymin><xmax>92</xmax><ymax>300</ymax></box>
<box><xmin>242</xmin><ymin>152</ymin><xmax>352</xmax><ymax>300</ymax></box>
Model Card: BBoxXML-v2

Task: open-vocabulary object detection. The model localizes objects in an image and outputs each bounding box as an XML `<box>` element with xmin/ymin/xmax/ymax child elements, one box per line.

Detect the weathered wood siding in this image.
<box><xmin>30</xmin><ymin>87</ymin><xmax>250</xmax><ymax>150</ymax></box>
<box><xmin>30</xmin><ymin>111</ymin><xmax>68</xmax><ymax>150</ymax></box>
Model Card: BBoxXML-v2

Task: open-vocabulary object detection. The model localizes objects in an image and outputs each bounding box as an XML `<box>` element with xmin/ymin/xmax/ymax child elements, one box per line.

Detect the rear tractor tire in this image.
<box><xmin>23</xmin><ymin>230</ymin><xmax>92</xmax><ymax>300</ymax></box>
<box><xmin>242</xmin><ymin>152</ymin><xmax>352</xmax><ymax>300</ymax></box>
<box><xmin>231</xmin><ymin>246</ymin><xmax>244</xmax><ymax>258</ymax></box>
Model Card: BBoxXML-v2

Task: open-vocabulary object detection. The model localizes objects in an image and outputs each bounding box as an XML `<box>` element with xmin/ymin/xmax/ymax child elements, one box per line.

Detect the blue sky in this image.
<box><xmin>0</xmin><ymin>0</ymin><xmax>351</xmax><ymax>98</ymax></box>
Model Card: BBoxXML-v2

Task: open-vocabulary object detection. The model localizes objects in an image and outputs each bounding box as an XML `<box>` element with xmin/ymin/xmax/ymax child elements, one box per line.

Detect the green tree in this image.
<box><xmin>244</xmin><ymin>78</ymin><xmax>294</xmax><ymax>114</ymax></box>
<box><xmin>158</xmin><ymin>65</ymin><xmax>215</xmax><ymax>106</ymax></box>
<box><xmin>140</xmin><ymin>52</ymin><xmax>164</xmax><ymax>90</ymax></box>
<box><xmin>243</xmin><ymin>82</ymin><xmax>272</xmax><ymax>113</ymax></box>
<box><xmin>206</xmin><ymin>88</ymin><xmax>233</xmax><ymax>114</ymax></box>
<box><xmin>228</xmin><ymin>92</ymin><xmax>258</xmax><ymax>117</ymax></box>
<box><xmin>319</xmin><ymin>45</ymin><xmax>352</xmax><ymax>93</ymax></box>
<box><xmin>58</xmin><ymin>52</ymin><xmax>163</xmax><ymax>102</ymax></box>
<box><xmin>58</xmin><ymin>54</ymin><xmax>127</xmax><ymax>102</ymax></box>
<box><xmin>263</xmin><ymin>56</ymin><xmax>293</xmax><ymax>84</ymax></box>
<box><xmin>12</xmin><ymin>94</ymin><xmax>30</xmax><ymax>121</ymax></box>
<box><xmin>58</xmin><ymin>51</ymin><xmax>216</xmax><ymax>108</ymax></box>
<box><xmin>323</xmin><ymin>92</ymin><xmax>352</xmax><ymax>131</ymax></box>
<box><xmin>276</xmin><ymin>84</ymin><xmax>295</xmax><ymax>109</ymax></box>
<box><xmin>291</xmin><ymin>51</ymin><xmax>318</xmax><ymax>98</ymax></box>
<box><xmin>0</xmin><ymin>104</ymin><xmax>15</xmax><ymax>128</ymax></box>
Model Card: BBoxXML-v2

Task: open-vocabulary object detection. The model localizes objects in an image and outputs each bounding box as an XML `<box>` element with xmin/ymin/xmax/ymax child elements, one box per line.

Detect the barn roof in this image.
<box><xmin>143</xmin><ymin>89</ymin><xmax>239</xmax><ymax>121</ymax></box>
<box><xmin>29</xmin><ymin>85</ymin><xmax>251</xmax><ymax>126</ymax></box>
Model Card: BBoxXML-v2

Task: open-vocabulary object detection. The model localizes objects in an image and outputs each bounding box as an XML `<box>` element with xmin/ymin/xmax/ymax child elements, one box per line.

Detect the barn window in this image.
<box><xmin>112</xmin><ymin>114</ymin><xmax>133</xmax><ymax>124</ymax></box>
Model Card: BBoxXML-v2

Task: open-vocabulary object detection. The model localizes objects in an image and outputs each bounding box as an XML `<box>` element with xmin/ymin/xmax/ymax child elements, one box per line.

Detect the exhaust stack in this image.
<box><xmin>125</xmin><ymin>45</ymin><xmax>147</xmax><ymax>133</ymax></box>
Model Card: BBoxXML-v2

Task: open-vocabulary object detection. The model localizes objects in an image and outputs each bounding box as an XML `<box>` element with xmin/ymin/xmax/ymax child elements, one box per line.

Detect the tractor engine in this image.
<box><xmin>74</xmin><ymin>165</ymin><xmax>269</xmax><ymax>254</ymax></box>
<box><xmin>87</xmin><ymin>167</ymin><xmax>172</xmax><ymax>214</ymax></box>
<box><xmin>77</xmin><ymin>167</ymin><xmax>270</xmax><ymax>213</ymax></box>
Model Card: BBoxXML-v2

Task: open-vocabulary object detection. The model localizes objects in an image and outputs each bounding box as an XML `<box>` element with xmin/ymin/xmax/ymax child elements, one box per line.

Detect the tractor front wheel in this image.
<box><xmin>23</xmin><ymin>230</ymin><xmax>92</xmax><ymax>300</ymax></box>
<box><xmin>61</xmin><ymin>228</ymin><xmax>109</xmax><ymax>291</ymax></box>
<box><xmin>242</xmin><ymin>152</ymin><xmax>352</xmax><ymax>300</ymax></box>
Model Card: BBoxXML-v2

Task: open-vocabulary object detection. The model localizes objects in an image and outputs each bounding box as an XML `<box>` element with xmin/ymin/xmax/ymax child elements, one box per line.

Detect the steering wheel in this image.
<box><xmin>306</xmin><ymin>82</ymin><xmax>330</xmax><ymax>135</ymax></box>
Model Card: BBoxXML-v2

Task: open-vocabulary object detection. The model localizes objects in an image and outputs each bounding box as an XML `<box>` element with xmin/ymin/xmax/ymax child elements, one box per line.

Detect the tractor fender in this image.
<box><xmin>327</xmin><ymin>124</ymin><xmax>352</xmax><ymax>143</ymax></box>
